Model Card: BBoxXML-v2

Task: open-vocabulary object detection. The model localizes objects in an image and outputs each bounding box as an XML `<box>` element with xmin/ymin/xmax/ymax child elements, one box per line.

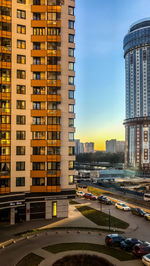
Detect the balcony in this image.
<box><xmin>47</xmin><ymin>35</ymin><xmax>61</xmax><ymax>42</ymax></box>
<box><xmin>47</xmin><ymin>170</ymin><xmax>61</xmax><ymax>177</ymax></box>
<box><xmin>31</xmin><ymin>155</ymin><xmax>47</xmax><ymax>162</ymax></box>
<box><xmin>0</xmin><ymin>139</ymin><xmax>10</xmax><ymax>145</ymax></box>
<box><xmin>47</xmin><ymin>79</ymin><xmax>61</xmax><ymax>86</ymax></box>
<box><xmin>47</xmin><ymin>140</ymin><xmax>61</xmax><ymax>146</ymax></box>
<box><xmin>47</xmin><ymin>49</ymin><xmax>61</xmax><ymax>57</ymax></box>
<box><xmin>47</xmin><ymin>109</ymin><xmax>61</xmax><ymax>116</ymax></box>
<box><xmin>47</xmin><ymin>94</ymin><xmax>61</xmax><ymax>102</ymax></box>
<box><xmin>31</xmin><ymin>50</ymin><xmax>47</xmax><ymax>57</ymax></box>
<box><xmin>31</xmin><ymin>94</ymin><xmax>47</xmax><ymax>101</ymax></box>
<box><xmin>47</xmin><ymin>124</ymin><xmax>61</xmax><ymax>131</ymax></box>
<box><xmin>47</xmin><ymin>155</ymin><xmax>61</xmax><ymax>161</ymax></box>
<box><xmin>0</xmin><ymin>46</ymin><xmax>11</xmax><ymax>53</ymax></box>
<box><xmin>47</xmin><ymin>20</ymin><xmax>61</xmax><ymax>28</ymax></box>
<box><xmin>31</xmin><ymin>140</ymin><xmax>47</xmax><ymax>146</ymax></box>
<box><xmin>0</xmin><ymin>187</ymin><xmax>10</xmax><ymax>194</ymax></box>
<box><xmin>31</xmin><ymin>5</ymin><xmax>47</xmax><ymax>13</ymax></box>
<box><xmin>31</xmin><ymin>170</ymin><xmax>46</xmax><ymax>177</ymax></box>
<box><xmin>31</xmin><ymin>20</ymin><xmax>47</xmax><ymax>27</ymax></box>
<box><xmin>31</xmin><ymin>65</ymin><xmax>47</xmax><ymax>72</ymax></box>
<box><xmin>31</xmin><ymin>35</ymin><xmax>46</xmax><ymax>42</ymax></box>
<box><xmin>31</xmin><ymin>79</ymin><xmax>47</xmax><ymax>87</ymax></box>
<box><xmin>31</xmin><ymin>109</ymin><xmax>47</xmax><ymax>117</ymax></box>
<box><xmin>47</xmin><ymin>65</ymin><xmax>61</xmax><ymax>72</ymax></box>
<box><xmin>47</xmin><ymin>6</ymin><xmax>61</xmax><ymax>12</ymax></box>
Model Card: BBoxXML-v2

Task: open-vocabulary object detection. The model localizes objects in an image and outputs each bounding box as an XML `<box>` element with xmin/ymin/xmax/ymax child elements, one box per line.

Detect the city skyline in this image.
<box><xmin>74</xmin><ymin>0</ymin><xmax>150</xmax><ymax>150</ymax></box>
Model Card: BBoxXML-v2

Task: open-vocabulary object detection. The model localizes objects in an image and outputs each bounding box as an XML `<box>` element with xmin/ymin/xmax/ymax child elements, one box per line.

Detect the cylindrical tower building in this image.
<box><xmin>123</xmin><ymin>18</ymin><xmax>150</xmax><ymax>176</ymax></box>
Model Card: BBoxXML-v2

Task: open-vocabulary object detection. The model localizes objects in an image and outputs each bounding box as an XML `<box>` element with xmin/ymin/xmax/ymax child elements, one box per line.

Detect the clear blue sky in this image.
<box><xmin>74</xmin><ymin>0</ymin><xmax>150</xmax><ymax>150</ymax></box>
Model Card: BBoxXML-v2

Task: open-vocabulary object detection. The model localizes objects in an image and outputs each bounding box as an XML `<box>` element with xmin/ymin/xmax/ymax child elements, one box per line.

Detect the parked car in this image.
<box><xmin>76</xmin><ymin>191</ymin><xmax>85</xmax><ymax>197</ymax></box>
<box><xmin>115</xmin><ymin>202</ymin><xmax>131</xmax><ymax>211</ymax></box>
<box><xmin>98</xmin><ymin>196</ymin><xmax>113</xmax><ymax>205</ymax></box>
<box><xmin>120</xmin><ymin>238</ymin><xmax>142</xmax><ymax>251</ymax></box>
<box><xmin>145</xmin><ymin>213</ymin><xmax>150</xmax><ymax>221</ymax></box>
<box><xmin>132</xmin><ymin>242</ymin><xmax>150</xmax><ymax>257</ymax></box>
<box><xmin>142</xmin><ymin>253</ymin><xmax>150</xmax><ymax>266</ymax></box>
<box><xmin>84</xmin><ymin>193</ymin><xmax>96</xmax><ymax>200</ymax></box>
<box><xmin>131</xmin><ymin>208</ymin><xmax>146</xmax><ymax>217</ymax></box>
<box><xmin>105</xmin><ymin>234</ymin><xmax>126</xmax><ymax>247</ymax></box>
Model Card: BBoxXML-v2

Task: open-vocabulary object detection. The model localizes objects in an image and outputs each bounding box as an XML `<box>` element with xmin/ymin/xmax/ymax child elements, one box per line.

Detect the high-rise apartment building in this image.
<box><xmin>0</xmin><ymin>0</ymin><xmax>76</xmax><ymax>224</ymax></box>
<box><xmin>84</xmin><ymin>142</ymin><xmax>94</xmax><ymax>153</ymax></box>
<box><xmin>123</xmin><ymin>18</ymin><xmax>150</xmax><ymax>176</ymax></box>
<box><xmin>106</xmin><ymin>139</ymin><xmax>125</xmax><ymax>153</ymax></box>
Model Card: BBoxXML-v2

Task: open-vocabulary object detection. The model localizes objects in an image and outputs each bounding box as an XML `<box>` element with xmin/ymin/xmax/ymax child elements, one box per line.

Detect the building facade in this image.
<box><xmin>0</xmin><ymin>0</ymin><xmax>76</xmax><ymax>224</ymax></box>
<box><xmin>123</xmin><ymin>18</ymin><xmax>150</xmax><ymax>176</ymax></box>
<box><xmin>84</xmin><ymin>142</ymin><xmax>94</xmax><ymax>153</ymax></box>
<box><xmin>106</xmin><ymin>139</ymin><xmax>125</xmax><ymax>153</ymax></box>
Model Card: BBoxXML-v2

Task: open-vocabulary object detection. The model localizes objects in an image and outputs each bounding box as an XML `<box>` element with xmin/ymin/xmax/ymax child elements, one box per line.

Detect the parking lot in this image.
<box><xmin>76</xmin><ymin>193</ymin><xmax>150</xmax><ymax>241</ymax></box>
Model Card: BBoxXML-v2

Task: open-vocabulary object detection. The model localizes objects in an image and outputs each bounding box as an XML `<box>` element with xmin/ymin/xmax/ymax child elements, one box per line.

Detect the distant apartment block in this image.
<box><xmin>84</xmin><ymin>142</ymin><xmax>94</xmax><ymax>153</ymax></box>
<box><xmin>106</xmin><ymin>139</ymin><xmax>125</xmax><ymax>153</ymax></box>
<box><xmin>75</xmin><ymin>140</ymin><xmax>94</xmax><ymax>154</ymax></box>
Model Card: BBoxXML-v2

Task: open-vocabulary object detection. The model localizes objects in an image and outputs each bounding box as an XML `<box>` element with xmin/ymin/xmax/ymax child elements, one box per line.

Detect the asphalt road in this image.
<box><xmin>76</xmin><ymin>197</ymin><xmax>150</xmax><ymax>242</ymax></box>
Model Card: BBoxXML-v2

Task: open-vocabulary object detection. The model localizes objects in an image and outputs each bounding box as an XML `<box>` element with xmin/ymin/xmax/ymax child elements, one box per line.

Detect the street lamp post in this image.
<box><xmin>108</xmin><ymin>209</ymin><xmax>111</xmax><ymax>231</ymax></box>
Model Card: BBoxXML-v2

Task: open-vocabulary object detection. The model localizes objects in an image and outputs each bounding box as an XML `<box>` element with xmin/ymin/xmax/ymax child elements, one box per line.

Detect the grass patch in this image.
<box><xmin>16</xmin><ymin>253</ymin><xmax>44</xmax><ymax>266</ymax></box>
<box><xmin>69</xmin><ymin>200</ymin><xmax>80</xmax><ymax>205</ymax></box>
<box><xmin>88</xmin><ymin>186</ymin><xmax>111</xmax><ymax>196</ymax></box>
<box><xmin>76</xmin><ymin>206</ymin><xmax>129</xmax><ymax>229</ymax></box>
<box><xmin>43</xmin><ymin>243</ymin><xmax>136</xmax><ymax>261</ymax></box>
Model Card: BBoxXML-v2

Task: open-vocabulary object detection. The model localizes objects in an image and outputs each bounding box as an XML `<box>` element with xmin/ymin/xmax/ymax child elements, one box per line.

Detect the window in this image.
<box><xmin>16</xmin><ymin>146</ymin><xmax>25</xmax><ymax>155</ymax></box>
<box><xmin>69</xmin><ymin>118</ymin><xmax>74</xmax><ymax>127</ymax></box>
<box><xmin>68</xmin><ymin>34</ymin><xmax>74</xmax><ymax>43</ymax></box>
<box><xmin>16</xmin><ymin>177</ymin><xmax>25</xmax><ymax>187</ymax></box>
<box><xmin>69</xmin><ymin>90</ymin><xmax>74</xmax><ymax>99</ymax></box>
<box><xmin>33</xmin><ymin>42</ymin><xmax>40</xmax><ymax>50</ymax></box>
<box><xmin>69</xmin><ymin>160</ymin><xmax>74</xmax><ymax>170</ymax></box>
<box><xmin>33</xmin><ymin>147</ymin><xmax>45</xmax><ymax>155</ymax></box>
<box><xmin>47</xmin><ymin>87</ymin><xmax>58</xmax><ymax>95</ymax></box>
<box><xmin>32</xmin><ymin>162</ymin><xmax>45</xmax><ymax>170</ymax></box>
<box><xmin>69</xmin><ymin>146</ymin><xmax>75</xmax><ymax>155</ymax></box>
<box><xmin>47</xmin><ymin>0</ymin><xmax>60</xmax><ymax>6</ymax></box>
<box><xmin>47</xmin><ymin>162</ymin><xmax>60</xmax><ymax>172</ymax></box>
<box><xmin>33</xmin><ymin>13</ymin><xmax>41</xmax><ymax>20</ymax></box>
<box><xmin>33</xmin><ymin>57</ymin><xmax>41</xmax><ymax>65</ymax></box>
<box><xmin>47</xmin><ymin>12</ymin><xmax>56</xmax><ymax>21</ymax></box>
<box><xmin>47</xmin><ymin>177</ymin><xmax>60</xmax><ymax>186</ymax></box>
<box><xmin>47</xmin><ymin>131</ymin><xmax>60</xmax><ymax>140</ymax></box>
<box><xmin>32</xmin><ymin>178</ymin><xmax>45</xmax><ymax>186</ymax></box>
<box><xmin>47</xmin><ymin>27</ymin><xmax>60</xmax><ymax>36</ymax></box>
<box><xmin>0</xmin><ymin>131</ymin><xmax>10</xmax><ymax>141</ymax></box>
<box><xmin>16</xmin><ymin>115</ymin><xmax>26</xmax><ymax>125</ymax></box>
<box><xmin>47</xmin><ymin>116</ymin><xmax>60</xmax><ymax>125</ymax></box>
<box><xmin>47</xmin><ymin>42</ymin><xmax>58</xmax><ymax>50</ymax></box>
<box><xmin>33</xmin><ymin>102</ymin><xmax>45</xmax><ymax>110</ymax></box>
<box><xmin>0</xmin><ymin>115</ymin><xmax>11</xmax><ymax>124</ymax></box>
<box><xmin>16</xmin><ymin>131</ymin><xmax>26</xmax><ymax>140</ymax></box>
<box><xmin>0</xmin><ymin>146</ymin><xmax>10</xmax><ymax>155</ymax></box>
<box><xmin>47</xmin><ymin>147</ymin><xmax>60</xmax><ymax>155</ymax></box>
<box><xmin>69</xmin><ymin>104</ymin><xmax>74</xmax><ymax>113</ymax></box>
<box><xmin>0</xmin><ymin>162</ymin><xmax>10</xmax><ymax>173</ymax></box>
<box><xmin>33</xmin><ymin>87</ymin><xmax>45</xmax><ymax>95</ymax></box>
<box><xmin>16</xmin><ymin>85</ymin><xmax>26</xmax><ymax>94</ymax></box>
<box><xmin>17</xmin><ymin>9</ymin><xmax>26</xmax><ymax>19</ymax></box>
<box><xmin>69</xmin><ymin>132</ymin><xmax>74</xmax><ymax>141</ymax></box>
<box><xmin>68</xmin><ymin>62</ymin><xmax>74</xmax><ymax>71</ymax></box>
<box><xmin>17</xmin><ymin>25</ymin><xmax>26</xmax><ymax>34</ymax></box>
<box><xmin>17</xmin><ymin>39</ymin><xmax>26</xmax><ymax>49</ymax></box>
<box><xmin>16</xmin><ymin>100</ymin><xmax>26</xmax><ymax>109</ymax></box>
<box><xmin>17</xmin><ymin>55</ymin><xmax>26</xmax><ymax>64</ymax></box>
<box><xmin>68</xmin><ymin>6</ymin><xmax>74</xmax><ymax>16</ymax></box>
<box><xmin>68</xmin><ymin>48</ymin><xmax>74</xmax><ymax>57</ymax></box>
<box><xmin>17</xmin><ymin>70</ymin><xmax>26</xmax><ymax>79</ymax></box>
<box><xmin>69</xmin><ymin>175</ymin><xmax>74</xmax><ymax>184</ymax></box>
<box><xmin>33</xmin><ymin>72</ymin><xmax>40</xmax><ymax>80</ymax></box>
<box><xmin>33</xmin><ymin>27</ymin><xmax>45</xmax><ymax>35</ymax></box>
<box><xmin>68</xmin><ymin>76</ymin><xmax>74</xmax><ymax>85</ymax></box>
<box><xmin>0</xmin><ymin>6</ymin><xmax>11</xmax><ymax>16</ymax></box>
<box><xmin>68</xmin><ymin>20</ymin><xmax>74</xmax><ymax>29</ymax></box>
<box><xmin>33</xmin><ymin>0</ymin><xmax>40</xmax><ymax>4</ymax></box>
<box><xmin>32</xmin><ymin>131</ymin><xmax>45</xmax><ymax>139</ymax></box>
<box><xmin>16</xmin><ymin>161</ymin><xmax>25</xmax><ymax>171</ymax></box>
<box><xmin>17</xmin><ymin>0</ymin><xmax>26</xmax><ymax>4</ymax></box>
<box><xmin>32</xmin><ymin>117</ymin><xmax>45</xmax><ymax>125</ymax></box>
